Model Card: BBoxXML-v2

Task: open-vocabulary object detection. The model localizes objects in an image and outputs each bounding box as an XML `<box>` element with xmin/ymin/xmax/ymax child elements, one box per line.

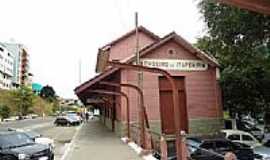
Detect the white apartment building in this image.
<box><xmin>0</xmin><ymin>43</ymin><xmax>14</xmax><ymax>90</ymax></box>
<box><xmin>4</xmin><ymin>43</ymin><xmax>31</xmax><ymax>88</ymax></box>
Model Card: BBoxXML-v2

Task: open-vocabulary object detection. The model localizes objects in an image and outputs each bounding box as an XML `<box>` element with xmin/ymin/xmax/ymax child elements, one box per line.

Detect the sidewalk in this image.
<box><xmin>66</xmin><ymin>120</ymin><xmax>143</xmax><ymax>160</ymax></box>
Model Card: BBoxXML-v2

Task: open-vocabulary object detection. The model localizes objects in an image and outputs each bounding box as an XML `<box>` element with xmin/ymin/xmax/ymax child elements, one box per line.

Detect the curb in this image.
<box><xmin>60</xmin><ymin>123</ymin><xmax>84</xmax><ymax>160</ymax></box>
<box><xmin>121</xmin><ymin>137</ymin><xmax>157</xmax><ymax>160</ymax></box>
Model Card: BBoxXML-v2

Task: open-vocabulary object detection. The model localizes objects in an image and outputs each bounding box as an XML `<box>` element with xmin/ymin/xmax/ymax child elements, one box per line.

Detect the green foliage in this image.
<box><xmin>197</xmin><ymin>0</ymin><xmax>270</xmax><ymax>117</ymax></box>
<box><xmin>40</xmin><ymin>85</ymin><xmax>56</xmax><ymax>102</ymax></box>
<box><xmin>0</xmin><ymin>104</ymin><xmax>11</xmax><ymax>119</ymax></box>
<box><xmin>52</xmin><ymin>100</ymin><xmax>60</xmax><ymax>113</ymax></box>
<box><xmin>32</xmin><ymin>96</ymin><xmax>54</xmax><ymax>116</ymax></box>
<box><xmin>0</xmin><ymin>87</ymin><xmax>57</xmax><ymax>117</ymax></box>
<box><xmin>11</xmin><ymin>86</ymin><xmax>34</xmax><ymax>116</ymax></box>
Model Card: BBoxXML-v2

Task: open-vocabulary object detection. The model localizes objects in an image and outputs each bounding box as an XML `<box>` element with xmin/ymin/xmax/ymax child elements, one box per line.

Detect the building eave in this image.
<box><xmin>74</xmin><ymin>68</ymin><xmax>118</xmax><ymax>95</ymax></box>
<box><xmin>219</xmin><ymin>0</ymin><xmax>270</xmax><ymax>15</ymax></box>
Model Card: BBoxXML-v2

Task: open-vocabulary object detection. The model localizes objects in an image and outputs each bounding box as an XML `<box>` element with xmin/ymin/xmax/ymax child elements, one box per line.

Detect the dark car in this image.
<box><xmin>54</xmin><ymin>116</ymin><xmax>80</xmax><ymax>126</ymax></box>
<box><xmin>236</xmin><ymin>120</ymin><xmax>264</xmax><ymax>141</ymax></box>
<box><xmin>0</xmin><ymin>131</ymin><xmax>54</xmax><ymax>160</ymax></box>
<box><xmin>187</xmin><ymin>137</ymin><xmax>255</xmax><ymax>160</ymax></box>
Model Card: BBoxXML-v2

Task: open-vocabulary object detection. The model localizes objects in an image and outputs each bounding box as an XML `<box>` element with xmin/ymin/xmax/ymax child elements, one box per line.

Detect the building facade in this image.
<box><xmin>75</xmin><ymin>27</ymin><xmax>224</xmax><ymax>148</ymax></box>
<box><xmin>3</xmin><ymin>43</ymin><xmax>31</xmax><ymax>88</ymax></box>
<box><xmin>0</xmin><ymin>43</ymin><xmax>14</xmax><ymax>90</ymax></box>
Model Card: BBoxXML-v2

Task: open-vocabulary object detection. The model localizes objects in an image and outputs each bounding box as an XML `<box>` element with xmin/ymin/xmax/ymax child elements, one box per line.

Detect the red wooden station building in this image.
<box><xmin>74</xmin><ymin>26</ymin><xmax>224</xmax><ymax>151</ymax></box>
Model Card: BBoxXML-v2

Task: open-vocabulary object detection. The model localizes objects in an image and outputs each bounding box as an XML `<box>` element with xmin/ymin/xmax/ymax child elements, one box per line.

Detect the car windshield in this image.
<box><xmin>67</xmin><ymin>113</ymin><xmax>77</xmax><ymax>117</ymax></box>
<box><xmin>24</xmin><ymin>131</ymin><xmax>41</xmax><ymax>139</ymax></box>
<box><xmin>67</xmin><ymin>114</ymin><xmax>79</xmax><ymax>119</ymax></box>
<box><xmin>0</xmin><ymin>132</ymin><xmax>34</xmax><ymax>149</ymax></box>
<box><xmin>66</xmin><ymin>115</ymin><xmax>77</xmax><ymax>120</ymax></box>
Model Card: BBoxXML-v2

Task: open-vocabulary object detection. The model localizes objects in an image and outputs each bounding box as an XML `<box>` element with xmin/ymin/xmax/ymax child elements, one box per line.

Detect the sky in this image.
<box><xmin>0</xmin><ymin>0</ymin><xmax>205</xmax><ymax>99</ymax></box>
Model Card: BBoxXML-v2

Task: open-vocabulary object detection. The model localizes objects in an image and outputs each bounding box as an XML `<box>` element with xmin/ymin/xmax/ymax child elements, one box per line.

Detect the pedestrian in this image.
<box><xmin>81</xmin><ymin>111</ymin><xmax>86</xmax><ymax>122</ymax></box>
<box><xmin>86</xmin><ymin>112</ymin><xmax>89</xmax><ymax>122</ymax></box>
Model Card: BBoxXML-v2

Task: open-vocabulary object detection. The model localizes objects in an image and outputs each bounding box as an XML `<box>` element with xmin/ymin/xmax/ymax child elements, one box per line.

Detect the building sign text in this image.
<box><xmin>141</xmin><ymin>59</ymin><xmax>208</xmax><ymax>71</ymax></box>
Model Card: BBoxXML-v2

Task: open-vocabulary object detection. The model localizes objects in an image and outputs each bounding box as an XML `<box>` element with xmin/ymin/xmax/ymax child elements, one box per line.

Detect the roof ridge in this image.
<box><xmin>100</xmin><ymin>26</ymin><xmax>160</xmax><ymax>50</ymax></box>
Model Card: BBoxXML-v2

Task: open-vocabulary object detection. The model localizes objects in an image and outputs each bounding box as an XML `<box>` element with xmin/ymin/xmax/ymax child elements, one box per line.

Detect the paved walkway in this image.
<box><xmin>66</xmin><ymin>120</ymin><xmax>143</xmax><ymax>160</ymax></box>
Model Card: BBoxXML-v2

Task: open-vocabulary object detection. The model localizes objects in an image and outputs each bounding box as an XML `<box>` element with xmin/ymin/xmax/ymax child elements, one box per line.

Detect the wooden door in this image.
<box><xmin>159</xmin><ymin>77</ymin><xmax>187</xmax><ymax>134</ymax></box>
<box><xmin>160</xmin><ymin>90</ymin><xmax>174</xmax><ymax>133</ymax></box>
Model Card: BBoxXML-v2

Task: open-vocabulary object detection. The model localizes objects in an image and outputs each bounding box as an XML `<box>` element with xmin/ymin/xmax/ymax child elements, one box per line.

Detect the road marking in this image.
<box><xmin>60</xmin><ymin>124</ymin><xmax>83</xmax><ymax>160</ymax></box>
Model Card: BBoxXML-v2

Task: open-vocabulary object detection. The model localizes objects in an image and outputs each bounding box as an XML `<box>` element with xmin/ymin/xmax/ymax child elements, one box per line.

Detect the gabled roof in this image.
<box><xmin>100</xmin><ymin>26</ymin><xmax>160</xmax><ymax>50</ymax></box>
<box><xmin>125</xmin><ymin>32</ymin><xmax>219</xmax><ymax>67</ymax></box>
<box><xmin>76</xmin><ymin>31</ymin><xmax>219</xmax><ymax>96</ymax></box>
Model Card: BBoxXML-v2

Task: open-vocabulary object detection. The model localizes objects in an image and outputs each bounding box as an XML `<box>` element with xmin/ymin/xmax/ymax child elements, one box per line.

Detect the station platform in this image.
<box><xmin>66</xmin><ymin>120</ymin><xmax>143</xmax><ymax>160</ymax></box>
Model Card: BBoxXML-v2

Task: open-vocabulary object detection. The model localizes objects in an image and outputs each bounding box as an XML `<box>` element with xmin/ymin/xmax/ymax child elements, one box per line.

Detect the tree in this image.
<box><xmin>12</xmin><ymin>86</ymin><xmax>34</xmax><ymax>116</ymax></box>
<box><xmin>32</xmin><ymin>96</ymin><xmax>54</xmax><ymax>116</ymax></box>
<box><xmin>0</xmin><ymin>104</ymin><xmax>11</xmax><ymax>120</ymax></box>
<box><xmin>196</xmin><ymin>0</ymin><xmax>270</xmax><ymax>118</ymax></box>
<box><xmin>40</xmin><ymin>85</ymin><xmax>56</xmax><ymax>102</ymax></box>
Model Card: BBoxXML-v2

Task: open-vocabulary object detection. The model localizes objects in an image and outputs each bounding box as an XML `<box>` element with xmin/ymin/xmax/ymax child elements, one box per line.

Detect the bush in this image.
<box><xmin>0</xmin><ymin>104</ymin><xmax>11</xmax><ymax>119</ymax></box>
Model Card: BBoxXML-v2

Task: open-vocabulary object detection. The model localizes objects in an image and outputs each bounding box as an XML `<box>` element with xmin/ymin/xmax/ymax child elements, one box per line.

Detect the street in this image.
<box><xmin>0</xmin><ymin>117</ymin><xmax>79</xmax><ymax>160</ymax></box>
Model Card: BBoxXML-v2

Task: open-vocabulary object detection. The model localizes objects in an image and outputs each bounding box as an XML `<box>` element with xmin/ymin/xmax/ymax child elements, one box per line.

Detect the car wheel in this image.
<box><xmin>67</xmin><ymin>122</ymin><xmax>71</xmax><ymax>127</ymax></box>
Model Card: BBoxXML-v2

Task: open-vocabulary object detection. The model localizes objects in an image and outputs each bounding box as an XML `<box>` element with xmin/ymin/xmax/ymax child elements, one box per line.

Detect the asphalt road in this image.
<box><xmin>0</xmin><ymin>117</ymin><xmax>79</xmax><ymax>160</ymax></box>
<box><xmin>0</xmin><ymin>117</ymin><xmax>55</xmax><ymax>130</ymax></box>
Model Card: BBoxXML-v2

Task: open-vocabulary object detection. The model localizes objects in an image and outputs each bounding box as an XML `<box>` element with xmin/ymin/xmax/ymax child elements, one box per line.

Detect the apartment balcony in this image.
<box><xmin>21</xmin><ymin>64</ymin><xmax>29</xmax><ymax>72</ymax></box>
<box><xmin>21</xmin><ymin>57</ymin><xmax>29</xmax><ymax>64</ymax></box>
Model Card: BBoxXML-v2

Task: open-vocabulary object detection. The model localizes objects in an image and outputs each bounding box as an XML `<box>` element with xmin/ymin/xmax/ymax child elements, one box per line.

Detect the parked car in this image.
<box><xmin>26</xmin><ymin>114</ymin><xmax>39</xmax><ymax>119</ymax></box>
<box><xmin>237</xmin><ymin>120</ymin><xmax>265</xmax><ymax>141</ymax></box>
<box><xmin>66</xmin><ymin>113</ymin><xmax>83</xmax><ymax>123</ymax></box>
<box><xmin>221</xmin><ymin>129</ymin><xmax>261</xmax><ymax>148</ymax></box>
<box><xmin>3</xmin><ymin>116</ymin><xmax>19</xmax><ymax>122</ymax></box>
<box><xmin>253</xmin><ymin>140</ymin><xmax>270</xmax><ymax>160</ymax></box>
<box><xmin>3</xmin><ymin>118</ymin><xmax>16</xmax><ymax>122</ymax></box>
<box><xmin>0</xmin><ymin>131</ymin><xmax>54</xmax><ymax>160</ymax></box>
<box><xmin>241</xmin><ymin>115</ymin><xmax>257</xmax><ymax>126</ymax></box>
<box><xmin>8</xmin><ymin>128</ymin><xmax>55</xmax><ymax>150</ymax></box>
<box><xmin>54</xmin><ymin>116</ymin><xmax>80</xmax><ymax>126</ymax></box>
<box><xmin>186</xmin><ymin>137</ymin><xmax>255</xmax><ymax>160</ymax></box>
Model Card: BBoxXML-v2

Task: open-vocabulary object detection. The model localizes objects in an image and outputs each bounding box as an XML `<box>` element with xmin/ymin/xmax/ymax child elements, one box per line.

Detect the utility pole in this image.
<box><xmin>135</xmin><ymin>12</ymin><xmax>145</xmax><ymax>148</ymax></box>
<box><xmin>135</xmin><ymin>12</ymin><xmax>139</xmax><ymax>66</ymax></box>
